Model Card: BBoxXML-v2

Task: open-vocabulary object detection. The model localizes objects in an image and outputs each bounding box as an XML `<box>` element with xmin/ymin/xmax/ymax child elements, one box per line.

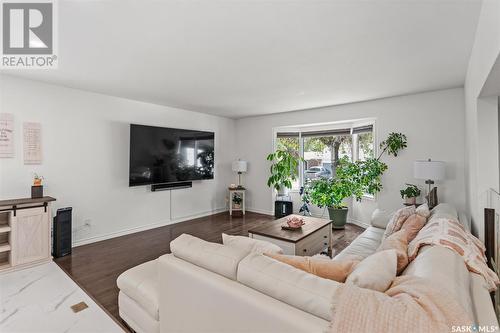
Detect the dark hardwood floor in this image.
<box><xmin>55</xmin><ymin>212</ymin><xmax>364</xmax><ymax>325</ymax></box>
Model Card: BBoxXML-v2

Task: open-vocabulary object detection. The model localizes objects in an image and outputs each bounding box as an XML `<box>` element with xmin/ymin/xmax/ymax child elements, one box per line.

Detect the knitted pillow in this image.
<box><xmin>400</xmin><ymin>213</ymin><xmax>427</xmax><ymax>242</ymax></box>
<box><xmin>383</xmin><ymin>205</ymin><xmax>416</xmax><ymax>239</ymax></box>
<box><xmin>415</xmin><ymin>203</ymin><xmax>431</xmax><ymax>219</ymax></box>
<box><xmin>377</xmin><ymin>229</ymin><xmax>409</xmax><ymax>274</ymax></box>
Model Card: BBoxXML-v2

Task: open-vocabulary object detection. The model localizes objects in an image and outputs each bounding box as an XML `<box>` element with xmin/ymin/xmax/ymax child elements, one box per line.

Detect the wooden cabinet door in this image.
<box><xmin>11</xmin><ymin>207</ymin><xmax>50</xmax><ymax>266</ymax></box>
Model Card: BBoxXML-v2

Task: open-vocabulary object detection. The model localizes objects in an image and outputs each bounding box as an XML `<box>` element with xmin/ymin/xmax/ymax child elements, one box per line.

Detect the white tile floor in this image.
<box><xmin>0</xmin><ymin>262</ymin><xmax>124</xmax><ymax>333</ymax></box>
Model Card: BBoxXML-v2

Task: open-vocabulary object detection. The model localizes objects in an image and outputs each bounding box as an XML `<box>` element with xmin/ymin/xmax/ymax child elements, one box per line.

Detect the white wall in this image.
<box><xmin>0</xmin><ymin>75</ymin><xmax>236</xmax><ymax>246</ymax></box>
<box><xmin>235</xmin><ymin>88</ymin><xmax>466</xmax><ymax>225</ymax></box>
<box><xmin>464</xmin><ymin>0</ymin><xmax>500</xmax><ymax>240</ymax></box>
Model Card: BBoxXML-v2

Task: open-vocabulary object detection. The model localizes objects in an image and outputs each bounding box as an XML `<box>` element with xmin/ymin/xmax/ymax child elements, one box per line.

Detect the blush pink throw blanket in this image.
<box><xmin>329</xmin><ymin>275</ymin><xmax>473</xmax><ymax>333</ymax></box>
<box><xmin>408</xmin><ymin>217</ymin><xmax>499</xmax><ymax>292</ymax></box>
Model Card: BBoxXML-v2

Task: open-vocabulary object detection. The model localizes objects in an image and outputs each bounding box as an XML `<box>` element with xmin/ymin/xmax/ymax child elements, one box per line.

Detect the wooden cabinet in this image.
<box><xmin>10</xmin><ymin>207</ymin><xmax>51</xmax><ymax>266</ymax></box>
<box><xmin>295</xmin><ymin>225</ymin><xmax>331</xmax><ymax>256</ymax></box>
<box><xmin>0</xmin><ymin>197</ymin><xmax>55</xmax><ymax>273</ymax></box>
<box><xmin>248</xmin><ymin>215</ymin><xmax>333</xmax><ymax>256</ymax></box>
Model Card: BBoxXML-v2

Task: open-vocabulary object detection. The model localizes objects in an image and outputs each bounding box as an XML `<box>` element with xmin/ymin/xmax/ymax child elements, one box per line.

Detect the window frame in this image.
<box><xmin>273</xmin><ymin>119</ymin><xmax>377</xmax><ymax>199</ymax></box>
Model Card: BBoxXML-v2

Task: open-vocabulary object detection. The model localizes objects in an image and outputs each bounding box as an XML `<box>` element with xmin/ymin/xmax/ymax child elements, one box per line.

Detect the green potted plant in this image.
<box><xmin>307</xmin><ymin>132</ymin><xmax>408</xmax><ymax>228</ymax></box>
<box><xmin>266</xmin><ymin>150</ymin><xmax>302</xmax><ymax>195</ymax></box>
<box><xmin>400</xmin><ymin>183</ymin><xmax>421</xmax><ymax>205</ymax></box>
<box><xmin>232</xmin><ymin>193</ymin><xmax>243</xmax><ymax>209</ymax></box>
<box><xmin>308</xmin><ymin>171</ymin><xmax>354</xmax><ymax>229</ymax></box>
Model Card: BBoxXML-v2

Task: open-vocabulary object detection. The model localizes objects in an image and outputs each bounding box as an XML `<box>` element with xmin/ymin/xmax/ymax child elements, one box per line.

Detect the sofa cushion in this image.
<box><xmin>402</xmin><ymin>245</ymin><xmax>474</xmax><ymax>318</ymax></box>
<box><xmin>237</xmin><ymin>253</ymin><xmax>339</xmax><ymax>321</ymax></box>
<box><xmin>333</xmin><ymin>226</ymin><xmax>385</xmax><ymax>261</ymax></box>
<box><xmin>170</xmin><ymin>233</ymin><xmax>248</xmax><ymax>280</ymax></box>
<box><xmin>222</xmin><ymin>233</ymin><xmax>283</xmax><ymax>254</ymax></box>
<box><xmin>370</xmin><ymin>209</ymin><xmax>393</xmax><ymax>229</ymax></box>
<box><xmin>346</xmin><ymin>249</ymin><xmax>398</xmax><ymax>292</ymax></box>
<box><xmin>430</xmin><ymin>203</ymin><xmax>458</xmax><ymax>220</ymax></box>
<box><xmin>117</xmin><ymin>259</ymin><xmax>159</xmax><ymax>320</ymax></box>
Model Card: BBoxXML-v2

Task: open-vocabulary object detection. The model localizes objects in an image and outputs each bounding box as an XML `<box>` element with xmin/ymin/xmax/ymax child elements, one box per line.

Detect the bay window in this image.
<box><xmin>274</xmin><ymin>122</ymin><xmax>375</xmax><ymax>191</ymax></box>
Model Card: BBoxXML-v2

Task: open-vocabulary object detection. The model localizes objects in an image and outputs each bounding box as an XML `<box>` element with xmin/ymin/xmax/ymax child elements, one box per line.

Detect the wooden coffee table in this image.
<box><xmin>248</xmin><ymin>214</ymin><xmax>333</xmax><ymax>257</ymax></box>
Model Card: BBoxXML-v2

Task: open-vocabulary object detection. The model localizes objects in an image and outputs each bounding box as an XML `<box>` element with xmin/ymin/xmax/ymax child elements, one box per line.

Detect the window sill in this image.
<box><xmin>361</xmin><ymin>194</ymin><xmax>376</xmax><ymax>201</ymax></box>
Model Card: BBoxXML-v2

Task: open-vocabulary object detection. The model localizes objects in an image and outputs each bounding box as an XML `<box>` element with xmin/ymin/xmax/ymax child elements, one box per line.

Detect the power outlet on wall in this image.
<box><xmin>83</xmin><ymin>219</ymin><xmax>92</xmax><ymax>228</ymax></box>
<box><xmin>73</xmin><ymin>218</ymin><xmax>92</xmax><ymax>238</ymax></box>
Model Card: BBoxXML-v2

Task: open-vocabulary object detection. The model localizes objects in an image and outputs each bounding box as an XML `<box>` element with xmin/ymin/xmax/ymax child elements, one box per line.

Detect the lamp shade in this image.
<box><xmin>414</xmin><ymin>160</ymin><xmax>445</xmax><ymax>181</ymax></box>
<box><xmin>232</xmin><ymin>160</ymin><xmax>247</xmax><ymax>173</ymax></box>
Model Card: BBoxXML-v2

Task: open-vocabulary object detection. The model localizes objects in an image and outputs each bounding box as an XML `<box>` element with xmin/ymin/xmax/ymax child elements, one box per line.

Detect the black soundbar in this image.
<box><xmin>151</xmin><ymin>181</ymin><xmax>192</xmax><ymax>191</ymax></box>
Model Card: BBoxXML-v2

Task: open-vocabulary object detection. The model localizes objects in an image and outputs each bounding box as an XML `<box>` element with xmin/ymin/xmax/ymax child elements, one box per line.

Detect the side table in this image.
<box><xmin>229</xmin><ymin>188</ymin><xmax>245</xmax><ymax>216</ymax></box>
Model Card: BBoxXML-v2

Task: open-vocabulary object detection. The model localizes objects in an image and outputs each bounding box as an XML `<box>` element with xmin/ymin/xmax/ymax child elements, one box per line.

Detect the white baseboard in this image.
<box><xmin>348</xmin><ymin>218</ymin><xmax>370</xmax><ymax>229</ymax></box>
<box><xmin>72</xmin><ymin>207</ymin><xmax>228</xmax><ymax>247</ymax></box>
<box><xmin>246</xmin><ymin>207</ymin><xmax>274</xmax><ymax>216</ymax></box>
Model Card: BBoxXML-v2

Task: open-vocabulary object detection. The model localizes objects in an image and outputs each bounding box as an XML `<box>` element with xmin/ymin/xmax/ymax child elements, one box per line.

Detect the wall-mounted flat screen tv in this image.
<box><xmin>129</xmin><ymin>124</ymin><xmax>215</xmax><ymax>186</ymax></box>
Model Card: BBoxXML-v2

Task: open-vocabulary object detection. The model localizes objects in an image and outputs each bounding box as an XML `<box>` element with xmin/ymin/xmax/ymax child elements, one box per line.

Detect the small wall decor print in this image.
<box><xmin>23</xmin><ymin>122</ymin><xmax>42</xmax><ymax>164</ymax></box>
<box><xmin>0</xmin><ymin>113</ymin><xmax>14</xmax><ymax>158</ymax></box>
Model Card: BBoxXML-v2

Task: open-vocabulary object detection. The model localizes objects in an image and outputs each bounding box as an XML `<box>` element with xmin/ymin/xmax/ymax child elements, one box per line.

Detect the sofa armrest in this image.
<box><xmin>158</xmin><ymin>254</ymin><xmax>328</xmax><ymax>333</ymax></box>
<box><xmin>470</xmin><ymin>273</ymin><xmax>499</xmax><ymax>327</ymax></box>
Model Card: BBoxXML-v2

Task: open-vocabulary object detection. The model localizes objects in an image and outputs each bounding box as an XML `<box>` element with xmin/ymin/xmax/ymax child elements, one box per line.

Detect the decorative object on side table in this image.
<box><xmin>232</xmin><ymin>160</ymin><xmax>248</xmax><ymax>189</ymax></box>
<box><xmin>31</xmin><ymin>173</ymin><xmax>44</xmax><ymax>199</ymax></box>
<box><xmin>400</xmin><ymin>183</ymin><xmax>421</xmax><ymax>205</ymax></box>
<box><xmin>228</xmin><ymin>188</ymin><xmax>245</xmax><ymax>216</ymax></box>
<box><xmin>281</xmin><ymin>216</ymin><xmax>305</xmax><ymax>230</ymax></box>
<box><xmin>308</xmin><ymin>132</ymin><xmax>408</xmax><ymax>229</ymax></box>
<box><xmin>414</xmin><ymin>159</ymin><xmax>445</xmax><ymax>209</ymax></box>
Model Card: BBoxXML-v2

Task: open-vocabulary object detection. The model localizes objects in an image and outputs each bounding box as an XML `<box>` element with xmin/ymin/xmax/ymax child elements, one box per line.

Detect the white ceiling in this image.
<box><xmin>3</xmin><ymin>0</ymin><xmax>481</xmax><ymax>119</ymax></box>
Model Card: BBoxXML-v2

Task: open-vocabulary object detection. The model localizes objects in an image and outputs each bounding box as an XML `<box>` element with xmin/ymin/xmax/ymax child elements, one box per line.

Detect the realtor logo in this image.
<box><xmin>1</xmin><ymin>0</ymin><xmax>57</xmax><ymax>68</ymax></box>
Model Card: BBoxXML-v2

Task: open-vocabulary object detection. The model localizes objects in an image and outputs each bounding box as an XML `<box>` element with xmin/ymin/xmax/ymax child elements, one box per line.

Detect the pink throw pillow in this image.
<box><xmin>400</xmin><ymin>213</ymin><xmax>427</xmax><ymax>242</ymax></box>
<box><xmin>264</xmin><ymin>253</ymin><xmax>359</xmax><ymax>283</ymax></box>
<box><xmin>383</xmin><ymin>205</ymin><xmax>415</xmax><ymax>238</ymax></box>
<box><xmin>377</xmin><ymin>229</ymin><xmax>409</xmax><ymax>274</ymax></box>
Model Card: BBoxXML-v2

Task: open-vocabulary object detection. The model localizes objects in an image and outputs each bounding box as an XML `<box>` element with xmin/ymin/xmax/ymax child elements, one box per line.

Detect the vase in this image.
<box><xmin>277</xmin><ymin>185</ymin><xmax>289</xmax><ymax>196</ymax></box>
<box><xmin>327</xmin><ymin>207</ymin><xmax>348</xmax><ymax>229</ymax></box>
<box><xmin>404</xmin><ymin>197</ymin><xmax>416</xmax><ymax>205</ymax></box>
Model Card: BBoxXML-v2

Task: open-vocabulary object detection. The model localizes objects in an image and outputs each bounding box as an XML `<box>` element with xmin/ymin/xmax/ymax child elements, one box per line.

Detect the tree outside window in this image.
<box><xmin>275</xmin><ymin>125</ymin><xmax>374</xmax><ymax>191</ymax></box>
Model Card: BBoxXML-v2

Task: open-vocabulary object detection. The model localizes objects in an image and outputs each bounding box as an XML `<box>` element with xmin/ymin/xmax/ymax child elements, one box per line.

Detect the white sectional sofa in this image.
<box><xmin>117</xmin><ymin>204</ymin><xmax>498</xmax><ymax>333</ymax></box>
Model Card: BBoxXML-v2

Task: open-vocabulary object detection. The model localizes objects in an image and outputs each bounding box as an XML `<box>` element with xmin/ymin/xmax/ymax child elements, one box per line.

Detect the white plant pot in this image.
<box><xmin>404</xmin><ymin>197</ymin><xmax>417</xmax><ymax>205</ymax></box>
<box><xmin>277</xmin><ymin>185</ymin><xmax>289</xmax><ymax>196</ymax></box>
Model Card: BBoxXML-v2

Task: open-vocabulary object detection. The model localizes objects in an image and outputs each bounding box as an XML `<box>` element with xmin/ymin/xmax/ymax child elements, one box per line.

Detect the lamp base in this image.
<box><xmin>426</xmin><ymin>186</ymin><xmax>438</xmax><ymax>209</ymax></box>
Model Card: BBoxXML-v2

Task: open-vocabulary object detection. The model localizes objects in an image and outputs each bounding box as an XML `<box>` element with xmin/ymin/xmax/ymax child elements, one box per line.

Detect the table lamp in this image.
<box><xmin>232</xmin><ymin>160</ymin><xmax>247</xmax><ymax>189</ymax></box>
<box><xmin>414</xmin><ymin>159</ymin><xmax>445</xmax><ymax>208</ymax></box>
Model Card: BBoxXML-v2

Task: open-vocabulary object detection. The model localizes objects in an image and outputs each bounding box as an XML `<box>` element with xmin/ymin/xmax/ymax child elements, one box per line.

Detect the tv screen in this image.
<box><xmin>129</xmin><ymin>124</ymin><xmax>215</xmax><ymax>187</ymax></box>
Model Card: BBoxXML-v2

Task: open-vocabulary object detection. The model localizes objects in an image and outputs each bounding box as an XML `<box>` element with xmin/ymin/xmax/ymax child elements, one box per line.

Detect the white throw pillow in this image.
<box><xmin>370</xmin><ymin>209</ymin><xmax>394</xmax><ymax>229</ymax></box>
<box><xmin>222</xmin><ymin>233</ymin><xmax>283</xmax><ymax>254</ymax></box>
<box><xmin>345</xmin><ymin>249</ymin><xmax>397</xmax><ymax>292</ymax></box>
<box><xmin>170</xmin><ymin>234</ymin><xmax>248</xmax><ymax>280</ymax></box>
<box><xmin>415</xmin><ymin>203</ymin><xmax>431</xmax><ymax>219</ymax></box>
